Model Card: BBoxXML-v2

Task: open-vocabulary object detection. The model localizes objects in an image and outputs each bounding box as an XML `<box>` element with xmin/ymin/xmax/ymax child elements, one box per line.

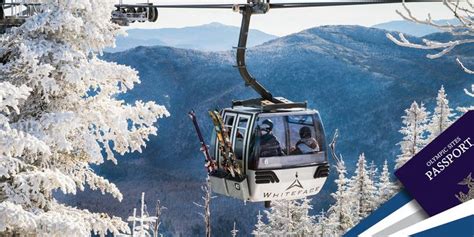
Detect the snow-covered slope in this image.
<box><xmin>63</xmin><ymin>25</ymin><xmax>473</xmax><ymax>236</ymax></box>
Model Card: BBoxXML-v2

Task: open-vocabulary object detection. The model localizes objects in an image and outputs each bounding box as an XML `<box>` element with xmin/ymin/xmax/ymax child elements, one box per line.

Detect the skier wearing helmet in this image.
<box><xmin>293</xmin><ymin>126</ymin><xmax>320</xmax><ymax>155</ymax></box>
<box><xmin>258</xmin><ymin>119</ymin><xmax>283</xmax><ymax>157</ymax></box>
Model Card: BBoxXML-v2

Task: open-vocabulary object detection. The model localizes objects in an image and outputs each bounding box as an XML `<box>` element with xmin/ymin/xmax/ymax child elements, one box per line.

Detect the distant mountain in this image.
<box><xmin>106</xmin><ymin>22</ymin><xmax>278</xmax><ymax>52</ymax></box>
<box><xmin>372</xmin><ymin>19</ymin><xmax>459</xmax><ymax>37</ymax></box>
<box><xmin>64</xmin><ymin>25</ymin><xmax>473</xmax><ymax>236</ymax></box>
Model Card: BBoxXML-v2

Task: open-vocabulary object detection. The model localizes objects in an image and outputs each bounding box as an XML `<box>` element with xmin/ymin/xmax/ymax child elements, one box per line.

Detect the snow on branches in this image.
<box><xmin>387</xmin><ymin>0</ymin><xmax>474</xmax><ymax>102</ymax></box>
<box><xmin>427</xmin><ymin>86</ymin><xmax>455</xmax><ymax>141</ymax></box>
<box><xmin>255</xmin><ymin>198</ymin><xmax>317</xmax><ymax>236</ymax></box>
<box><xmin>0</xmin><ymin>0</ymin><xmax>169</xmax><ymax>235</ymax></box>
<box><xmin>326</xmin><ymin>158</ymin><xmax>354</xmax><ymax>235</ymax></box>
<box><xmin>396</xmin><ymin>101</ymin><xmax>429</xmax><ymax>169</ymax></box>
<box><xmin>126</xmin><ymin>192</ymin><xmax>164</xmax><ymax>237</ymax></box>
<box><xmin>396</xmin><ymin>87</ymin><xmax>457</xmax><ymax>169</ymax></box>
<box><xmin>253</xmin><ymin>154</ymin><xmax>397</xmax><ymax>236</ymax></box>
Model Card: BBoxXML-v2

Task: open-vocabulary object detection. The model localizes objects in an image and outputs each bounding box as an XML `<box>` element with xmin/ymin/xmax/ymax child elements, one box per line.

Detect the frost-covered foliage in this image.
<box><xmin>396</xmin><ymin>101</ymin><xmax>429</xmax><ymax>169</ymax></box>
<box><xmin>314</xmin><ymin>209</ymin><xmax>333</xmax><ymax>237</ymax></box>
<box><xmin>387</xmin><ymin>0</ymin><xmax>474</xmax><ymax>110</ymax></box>
<box><xmin>377</xmin><ymin>160</ymin><xmax>397</xmax><ymax>205</ymax></box>
<box><xmin>125</xmin><ymin>192</ymin><xmax>163</xmax><ymax>237</ymax></box>
<box><xmin>254</xmin><ymin>198</ymin><xmax>317</xmax><ymax>236</ymax></box>
<box><xmin>253</xmin><ymin>211</ymin><xmax>268</xmax><ymax>237</ymax></box>
<box><xmin>326</xmin><ymin>159</ymin><xmax>354</xmax><ymax>235</ymax></box>
<box><xmin>194</xmin><ymin>176</ymin><xmax>215</xmax><ymax>237</ymax></box>
<box><xmin>231</xmin><ymin>222</ymin><xmax>239</xmax><ymax>237</ymax></box>
<box><xmin>0</xmin><ymin>0</ymin><xmax>169</xmax><ymax>235</ymax></box>
<box><xmin>350</xmin><ymin>154</ymin><xmax>378</xmax><ymax>220</ymax></box>
<box><xmin>427</xmin><ymin>86</ymin><xmax>455</xmax><ymax>141</ymax></box>
<box><xmin>253</xmin><ymin>156</ymin><xmax>397</xmax><ymax>236</ymax></box>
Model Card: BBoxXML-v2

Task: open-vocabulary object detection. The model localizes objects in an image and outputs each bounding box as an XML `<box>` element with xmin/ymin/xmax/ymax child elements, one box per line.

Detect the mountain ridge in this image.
<box><xmin>107</xmin><ymin>22</ymin><xmax>278</xmax><ymax>52</ymax></box>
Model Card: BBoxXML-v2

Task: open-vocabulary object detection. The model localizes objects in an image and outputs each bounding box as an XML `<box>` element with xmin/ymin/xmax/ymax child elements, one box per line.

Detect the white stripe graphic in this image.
<box><xmin>391</xmin><ymin>199</ymin><xmax>474</xmax><ymax>236</ymax></box>
<box><xmin>359</xmin><ymin>200</ymin><xmax>424</xmax><ymax>237</ymax></box>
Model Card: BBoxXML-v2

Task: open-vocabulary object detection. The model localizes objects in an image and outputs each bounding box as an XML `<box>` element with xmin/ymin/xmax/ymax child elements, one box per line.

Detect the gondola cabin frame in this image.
<box><xmin>209</xmin><ymin>106</ymin><xmax>329</xmax><ymax>202</ymax></box>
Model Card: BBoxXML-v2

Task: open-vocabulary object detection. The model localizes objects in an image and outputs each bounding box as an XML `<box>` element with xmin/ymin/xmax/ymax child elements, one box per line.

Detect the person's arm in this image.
<box><xmin>309</xmin><ymin>138</ymin><xmax>319</xmax><ymax>150</ymax></box>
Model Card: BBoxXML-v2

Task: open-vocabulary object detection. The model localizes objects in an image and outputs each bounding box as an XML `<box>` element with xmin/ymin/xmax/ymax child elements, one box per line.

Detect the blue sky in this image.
<box><xmin>123</xmin><ymin>0</ymin><xmax>454</xmax><ymax>36</ymax></box>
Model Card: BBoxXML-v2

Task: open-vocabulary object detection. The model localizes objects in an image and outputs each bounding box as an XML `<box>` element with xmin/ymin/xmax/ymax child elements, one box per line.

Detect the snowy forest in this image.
<box><xmin>1</xmin><ymin>0</ymin><xmax>474</xmax><ymax>236</ymax></box>
<box><xmin>120</xmin><ymin>85</ymin><xmax>459</xmax><ymax>237</ymax></box>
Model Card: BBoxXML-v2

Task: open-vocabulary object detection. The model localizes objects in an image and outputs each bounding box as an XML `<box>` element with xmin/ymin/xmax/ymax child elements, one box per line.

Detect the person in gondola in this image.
<box><xmin>293</xmin><ymin>126</ymin><xmax>319</xmax><ymax>155</ymax></box>
<box><xmin>259</xmin><ymin>119</ymin><xmax>283</xmax><ymax>157</ymax></box>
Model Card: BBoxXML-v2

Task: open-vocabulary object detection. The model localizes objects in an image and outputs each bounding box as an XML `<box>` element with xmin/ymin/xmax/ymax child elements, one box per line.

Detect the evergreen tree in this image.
<box><xmin>368</xmin><ymin>160</ymin><xmax>378</xmax><ymax>182</ymax></box>
<box><xmin>377</xmin><ymin>160</ymin><xmax>397</xmax><ymax>205</ymax></box>
<box><xmin>427</xmin><ymin>86</ymin><xmax>455</xmax><ymax>141</ymax></box>
<box><xmin>314</xmin><ymin>209</ymin><xmax>333</xmax><ymax>237</ymax></box>
<box><xmin>326</xmin><ymin>158</ymin><xmax>354</xmax><ymax>235</ymax></box>
<box><xmin>0</xmin><ymin>0</ymin><xmax>169</xmax><ymax>235</ymax></box>
<box><xmin>350</xmin><ymin>153</ymin><xmax>378</xmax><ymax>220</ymax></box>
<box><xmin>256</xmin><ymin>199</ymin><xmax>316</xmax><ymax>236</ymax></box>
<box><xmin>252</xmin><ymin>211</ymin><xmax>269</xmax><ymax>237</ymax></box>
<box><xmin>396</xmin><ymin>101</ymin><xmax>429</xmax><ymax>169</ymax></box>
<box><xmin>127</xmin><ymin>192</ymin><xmax>159</xmax><ymax>237</ymax></box>
<box><xmin>293</xmin><ymin>198</ymin><xmax>317</xmax><ymax>236</ymax></box>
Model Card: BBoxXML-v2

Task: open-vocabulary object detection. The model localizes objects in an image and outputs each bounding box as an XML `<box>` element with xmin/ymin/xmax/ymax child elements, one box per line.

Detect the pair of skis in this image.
<box><xmin>189</xmin><ymin>110</ymin><xmax>217</xmax><ymax>173</ymax></box>
<box><xmin>188</xmin><ymin>110</ymin><xmax>242</xmax><ymax>178</ymax></box>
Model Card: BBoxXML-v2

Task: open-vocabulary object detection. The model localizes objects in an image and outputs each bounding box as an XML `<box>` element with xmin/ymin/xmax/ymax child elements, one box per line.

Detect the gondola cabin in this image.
<box><xmin>209</xmin><ymin>103</ymin><xmax>329</xmax><ymax>203</ymax></box>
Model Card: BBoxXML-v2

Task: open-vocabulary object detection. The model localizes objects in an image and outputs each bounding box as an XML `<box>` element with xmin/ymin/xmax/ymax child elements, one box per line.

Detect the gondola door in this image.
<box><xmin>233</xmin><ymin>114</ymin><xmax>251</xmax><ymax>175</ymax></box>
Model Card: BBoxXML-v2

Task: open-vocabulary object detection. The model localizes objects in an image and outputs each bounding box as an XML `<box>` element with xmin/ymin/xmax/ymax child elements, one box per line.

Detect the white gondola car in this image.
<box><xmin>209</xmin><ymin>105</ymin><xmax>329</xmax><ymax>203</ymax></box>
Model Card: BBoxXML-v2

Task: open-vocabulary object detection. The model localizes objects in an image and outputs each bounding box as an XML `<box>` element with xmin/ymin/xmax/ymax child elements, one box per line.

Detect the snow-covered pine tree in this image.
<box><xmin>292</xmin><ymin>198</ymin><xmax>317</xmax><ymax>236</ymax></box>
<box><xmin>326</xmin><ymin>158</ymin><xmax>354</xmax><ymax>235</ymax></box>
<box><xmin>194</xmin><ymin>176</ymin><xmax>215</xmax><ymax>237</ymax></box>
<box><xmin>257</xmin><ymin>198</ymin><xmax>316</xmax><ymax>236</ymax></box>
<box><xmin>368</xmin><ymin>160</ymin><xmax>378</xmax><ymax>182</ymax></box>
<box><xmin>395</xmin><ymin>101</ymin><xmax>429</xmax><ymax>169</ymax></box>
<box><xmin>0</xmin><ymin>0</ymin><xmax>169</xmax><ymax>235</ymax></box>
<box><xmin>427</xmin><ymin>86</ymin><xmax>455</xmax><ymax>141</ymax></box>
<box><xmin>350</xmin><ymin>153</ymin><xmax>378</xmax><ymax>220</ymax></box>
<box><xmin>377</xmin><ymin>160</ymin><xmax>397</xmax><ymax>205</ymax></box>
<box><xmin>314</xmin><ymin>209</ymin><xmax>333</xmax><ymax>237</ymax></box>
<box><xmin>127</xmin><ymin>192</ymin><xmax>159</xmax><ymax>237</ymax></box>
<box><xmin>231</xmin><ymin>222</ymin><xmax>239</xmax><ymax>237</ymax></box>
<box><xmin>264</xmin><ymin>200</ymin><xmax>296</xmax><ymax>236</ymax></box>
<box><xmin>252</xmin><ymin>210</ymin><xmax>269</xmax><ymax>237</ymax></box>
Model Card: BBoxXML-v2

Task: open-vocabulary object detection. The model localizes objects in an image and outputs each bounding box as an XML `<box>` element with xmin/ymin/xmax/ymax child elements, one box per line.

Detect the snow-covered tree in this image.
<box><xmin>194</xmin><ymin>176</ymin><xmax>215</xmax><ymax>237</ymax></box>
<box><xmin>387</xmin><ymin>0</ymin><xmax>474</xmax><ymax>111</ymax></box>
<box><xmin>152</xmin><ymin>200</ymin><xmax>167</xmax><ymax>237</ymax></box>
<box><xmin>314</xmin><ymin>209</ymin><xmax>334</xmax><ymax>237</ymax></box>
<box><xmin>292</xmin><ymin>198</ymin><xmax>318</xmax><ymax>236</ymax></box>
<box><xmin>368</xmin><ymin>160</ymin><xmax>378</xmax><ymax>182</ymax></box>
<box><xmin>377</xmin><ymin>160</ymin><xmax>397</xmax><ymax>205</ymax></box>
<box><xmin>127</xmin><ymin>192</ymin><xmax>159</xmax><ymax>237</ymax></box>
<box><xmin>396</xmin><ymin>101</ymin><xmax>429</xmax><ymax>169</ymax></box>
<box><xmin>231</xmin><ymin>222</ymin><xmax>239</xmax><ymax>237</ymax></box>
<box><xmin>427</xmin><ymin>86</ymin><xmax>455</xmax><ymax>141</ymax></box>
<box><xmin>0</xmin><ymin>0</ymin><xmax>169</xmax><ymax>235</ymax></box>
<box><xmin>326</xmin><ymin>158</ymin><xmax>354</xmax><ymax>235</ymax></box>
<box><xmin>350</xmin><ymin>153</ymin><xmax>378</xmax><ymax>220</ymax></box>
<box><xmin>256</xmin><ymin>198</ymin><xmax>316</xmax><ymax>236</ymax></box>
<box><xmin>252</xmin><ymin>210</ymin><xmax>269</xmax><ymax>237</ymax></box>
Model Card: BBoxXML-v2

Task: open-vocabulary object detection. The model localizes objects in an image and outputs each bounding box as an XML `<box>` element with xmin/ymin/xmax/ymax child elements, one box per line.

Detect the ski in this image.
<box><xmin>208</xmin><ymin>110</ymin><xmax>242</xmax><ymax>178</ymax></box>
<box><xmin>188</xmin><ymin>110</ymin><xmax>217</xmax><ymax>174</ymax></box>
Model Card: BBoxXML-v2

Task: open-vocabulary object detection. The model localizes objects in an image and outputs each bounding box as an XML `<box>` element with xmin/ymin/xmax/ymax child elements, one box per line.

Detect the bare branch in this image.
<box><xmin>457</xmin><ymin>58</ymin><xmax>474</xmax><ymax>74</ymax></box>
<box><xmin>389</xmin><ymin>0</ymin><xmax>474</xmax><ymax>108</ymax></box>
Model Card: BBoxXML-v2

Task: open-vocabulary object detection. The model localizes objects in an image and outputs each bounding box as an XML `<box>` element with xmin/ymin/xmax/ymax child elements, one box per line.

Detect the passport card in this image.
<box><xmin>395</xmin><ymin>110</ymin><xmax>474</xmax><ymax>216</ymax></box>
